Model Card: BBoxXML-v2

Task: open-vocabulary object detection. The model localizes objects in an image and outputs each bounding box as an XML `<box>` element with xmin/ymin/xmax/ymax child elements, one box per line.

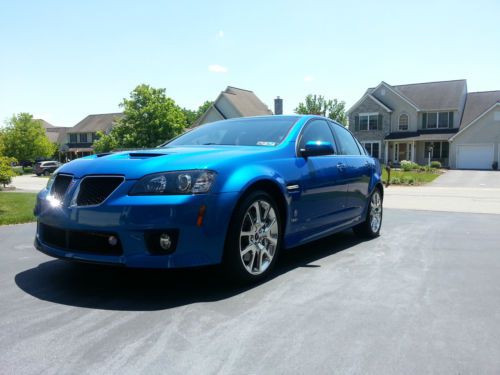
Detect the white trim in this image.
<box><xmin>346</xmin><ymin>92</ymin><xmax>393</xmax><ymax>114</ymax></box>
<box><xmin>398</xmin><ymin>113</ymin><xmax>409</xmax><ymax>131</ymax></box>
<box><xmin>359</xmin><ymin>112</ymin><xmax>379</xmax><ymax>116</ymax></box>
<box><xmin>449</xmin><ymin>102</ymin><xmax>500</xmax><ymax>142</ymax></box>
<box><xmin>373</xmin><ymin>82</ymin><xmax>420</xmax><ymax>111</ymax></box>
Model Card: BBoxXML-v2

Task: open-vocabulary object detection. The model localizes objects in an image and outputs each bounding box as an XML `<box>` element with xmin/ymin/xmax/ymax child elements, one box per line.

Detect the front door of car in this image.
<box><xmin>331</xmin><ymin>123</ymin><xmax>371</xmax><ymax>220</ymax></box>
<box><xmin>290</xmin><ymin>119</ymin><xmax>350</xmax><ymax>241</ymax></box>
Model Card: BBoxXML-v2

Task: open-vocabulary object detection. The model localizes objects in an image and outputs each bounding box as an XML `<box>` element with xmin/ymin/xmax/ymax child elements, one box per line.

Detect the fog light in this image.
<box><xmin>108</xmin><ymin>235</ymin><xmax>118</xmax><ymax>246</ymax></box>
<box><xmin>159</xmin><ymin>233</ymin><xmax>172</xmax><ymax>250</ymax></box>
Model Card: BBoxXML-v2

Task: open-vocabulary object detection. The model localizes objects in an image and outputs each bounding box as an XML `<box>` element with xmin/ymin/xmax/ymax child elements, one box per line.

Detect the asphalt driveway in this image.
<box><xmin>429</xmin><ymin>169</ymin><xmax>500</xmax><ymax>188</ymax></box>
<box><xmin>2</xmin><ymin>208</ymin><xmax>500</xmax><ymax>374</ymax></box>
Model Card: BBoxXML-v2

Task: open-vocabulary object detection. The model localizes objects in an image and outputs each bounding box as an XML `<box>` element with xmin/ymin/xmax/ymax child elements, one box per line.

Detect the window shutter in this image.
<box><xmin>422</xmin><ymin>113</ymin><xmax>427</xmax><ymax>129</ymax></box>
<box><xmin>354</xmin><ymin>115</ymin><xmax>359</xmax><ymax>131</ymax></box>
<box><xmin>378</xmin><ymin>114</ymin><xmax>383</xmax><ymax>130</ymax></box>
<box><xmin>449</xmin><ymin>112</ymin><xmax>454</xmax><ymax>128</ymax></box>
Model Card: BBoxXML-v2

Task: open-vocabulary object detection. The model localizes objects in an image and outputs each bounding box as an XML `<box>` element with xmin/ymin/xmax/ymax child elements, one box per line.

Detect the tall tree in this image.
<box><xmin>182</xmin><ymin>100</ymin><xmax>214</xmax><ymax>127</ymax></box>
<box><xmin>2</xmin><ymin>113</ymin><xmax>57</xmax><ymax>164</ymax></box>
<box><xmin>94</xmin><ymin>84</ymin><xmax>187</xmax><ymax>152</ymax></box>
<box><xmin>295</xmin><ymin>94</ymin><xmax>347</xmax><ymax>125</ymax></box>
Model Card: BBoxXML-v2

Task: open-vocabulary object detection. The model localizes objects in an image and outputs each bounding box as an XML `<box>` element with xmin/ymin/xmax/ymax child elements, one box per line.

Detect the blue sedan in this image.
<box><xmin>34</xmin><ymin>115</ymin><xmax>383</xmax><ymax>282</ymax></box>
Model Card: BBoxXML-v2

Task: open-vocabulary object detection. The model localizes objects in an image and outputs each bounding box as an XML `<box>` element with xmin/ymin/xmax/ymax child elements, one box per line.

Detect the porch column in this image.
<box><xmin>412</xmin><ymin>141</ymin><xmax>416</xmax><ymax>162</ymax></box>
<box><xmin>384</xmin><ymin>141</ymin><xmax>389</xmax><ymax>165</ymax></box>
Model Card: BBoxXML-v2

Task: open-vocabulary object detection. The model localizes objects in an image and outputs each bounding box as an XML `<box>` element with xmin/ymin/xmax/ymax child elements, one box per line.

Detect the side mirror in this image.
<box><xmin>300</xmin><ymin>141</ymin><xmax>335</xmax><ymax>158</ymax></box>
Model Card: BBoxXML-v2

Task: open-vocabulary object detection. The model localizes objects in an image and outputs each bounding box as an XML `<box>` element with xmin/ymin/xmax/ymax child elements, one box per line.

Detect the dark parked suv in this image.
<box><xmin>34</xmin><ymin>161</ymin><xmax>61</xmax><ymax>176</ymax></box>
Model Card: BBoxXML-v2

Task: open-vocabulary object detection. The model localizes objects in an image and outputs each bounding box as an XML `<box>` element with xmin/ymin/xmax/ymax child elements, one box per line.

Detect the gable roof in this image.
<box><xmin>194</xmin><ymin>86</ymin><xmax>272</xmax><ymax>126</ymax></box>
<box><xmin>71</xmin><ymin>112</ymin><xmax>123</xmax><ymax>133</ymax></box>
<box><xmin>221</xmin><ymin>86</ymin><xmax>273</xmax><ymax>117</ymax></box>
<box><xmin>346</xmin><ymin>91</ymin><xmax>393</xmax><ymax>114</ymax></box>
<box><xmin>459</xmin><ymin>91</ymin><xmax>500</xmax><ymax>129</ymax></box>
<box><xmin>390</xmin><ymin>79</ymin><xmax>467</xmax><ymax>111</ymax></box>
<box><xmin>35</xmin><ymin>119</ymin><xmax>56</xmax><ymax>129</ymax></box>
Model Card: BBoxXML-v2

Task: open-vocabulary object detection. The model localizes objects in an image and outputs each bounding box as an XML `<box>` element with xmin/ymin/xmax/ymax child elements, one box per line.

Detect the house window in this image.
<box><xmin>399</xmin><ymin>114</ymin><xmax>409</xmax><ymax>130</ymax></box>
<box><xmin>423</xmin><ymin>112</ymin><xmax>454</xmax><ymax>129</ymax></box>
<box><xmin>362</xmin><ymin>141</ymin><xmax>380</xmax><ymax>158</ymax></box>
<box><xmin>92</xmin><ymin>132</ymin><xmax>99</xmax><ymax>141</ymax></box>
<box><xmin>424</xmin><ymin>142</ymin><xmax>449</xmax><ymax>159</ymax></box>
<box><xmin>69</xmin><ymin>134</ymin><xmax>77</xmax><ymax>143</ymax></box>
<box><xmin>358</xmin><ymin>113</ymin><xmax>379</xmax><ymax>131</ymax></box>
<box><xmin>79</xmin><ymin>133</ymin><xmax>88</xmax><ymax>143</ymax></box>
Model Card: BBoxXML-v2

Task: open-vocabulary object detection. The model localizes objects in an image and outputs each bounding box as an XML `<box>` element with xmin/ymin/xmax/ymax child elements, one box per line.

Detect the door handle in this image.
<box><xmin>337</xmin><ymin>163</ymin><xmax>346</xmax><ymax>172</ymax></box>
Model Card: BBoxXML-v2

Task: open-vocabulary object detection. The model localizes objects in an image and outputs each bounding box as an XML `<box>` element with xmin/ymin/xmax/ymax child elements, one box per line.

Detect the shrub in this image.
<box><xmin>0</xmin><ymin>157</ymin><xmax>17</xmax><ymax>187</ymax></box>
<box><xmin>430</xmin><ymin>161</ymin><xmax>441</xmax><ymax>169</ymax></box>
<box><xmin>390</xmin><ymin>177</ymin><xmax>401</xmax><ymax>185</ymax></box>
<box><xmin>400</xmin><ymin>160</ymin><xmax>420</xmax><ymax>171</ymax></box>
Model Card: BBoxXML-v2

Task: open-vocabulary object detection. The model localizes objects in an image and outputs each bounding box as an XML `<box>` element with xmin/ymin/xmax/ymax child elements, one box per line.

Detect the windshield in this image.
<box><xmin>165</xmin><ymin>117</ymin><xmax>298</xmax><ymax>147</ymax></box>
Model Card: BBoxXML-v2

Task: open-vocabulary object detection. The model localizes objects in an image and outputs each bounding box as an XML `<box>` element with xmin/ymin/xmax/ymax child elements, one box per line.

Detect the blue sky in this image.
<box><xmin>1</xmin><ymin>0</ymin><xmax>499</xmax><ymax>127</ymax></box>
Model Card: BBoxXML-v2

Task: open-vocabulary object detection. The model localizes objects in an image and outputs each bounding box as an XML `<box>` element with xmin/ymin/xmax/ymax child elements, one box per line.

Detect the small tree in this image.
<box><xmin>95</xmin><ymin>84</ymin><xmax>187</xmax><ymax>150</ymax></box>
<box><xmin>92</xmin><ymin>130</ymin><xmax>118</xmax><ymax>153</ymax></box>
<box><xmin>3</xmin><ymin>113</ymin><xmax>57</xmax><ymax>167</ymax></box>
<box><xmin>0</xmin><ymin>156</ymin><xmax>17</xmax><ymax>188</ymax></box>
<box><xmin>295</xmin><ymin>94</ymin><xmax>347</xmax><ymax>125</ymax></box>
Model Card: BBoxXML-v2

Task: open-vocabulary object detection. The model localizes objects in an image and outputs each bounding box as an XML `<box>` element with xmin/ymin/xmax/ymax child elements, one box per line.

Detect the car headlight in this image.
<box><xmin>129</xmin><ymin>170</ymin><xmax>216</xmax><ymax>195</ymax></box>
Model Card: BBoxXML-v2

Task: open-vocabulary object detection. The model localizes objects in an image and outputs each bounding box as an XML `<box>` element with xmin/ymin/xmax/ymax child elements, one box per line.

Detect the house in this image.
<box><xmin>194</xmin><ymin>86</ymin><xmax>273</xmax><ymax>126</ymax></box>
<box><xmin>64</xmin><ymin>112</ymin><xmax>123</xmax><ymax>159</ymax></box>
<box><xmin>347</xmin><ymin>79</ymin><xmax>500</xmax><ymax>169</ymax></box>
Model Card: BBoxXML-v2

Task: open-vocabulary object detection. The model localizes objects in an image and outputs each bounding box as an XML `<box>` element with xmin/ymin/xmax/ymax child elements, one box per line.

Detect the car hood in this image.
<box><xmin>57</xmin><ymin>146</ymin><xmax>278</xmax><ymax>179</ymax></box>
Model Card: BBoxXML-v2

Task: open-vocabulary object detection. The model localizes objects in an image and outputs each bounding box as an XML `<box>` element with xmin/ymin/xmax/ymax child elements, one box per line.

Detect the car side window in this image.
<box><xmin>332</xmin><ymin>124</ymin><xmax>362</xmax><ymax>155</ymax></box>
<box><xmin>298</xmin><ymin>119</ymin><xmax>336</xmax><ymax>152</ymax></box>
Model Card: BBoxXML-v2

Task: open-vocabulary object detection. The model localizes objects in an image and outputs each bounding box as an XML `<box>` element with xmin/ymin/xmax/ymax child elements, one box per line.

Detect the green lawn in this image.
<box><xmin>0</xmin><ymin>192</ymin><xmax>37</xmax><ymax>225</ymax></box>
<box><xmin>381</xmin><ymin>168</ymin><xmax>442</xmax><ymax>185</ymax></box>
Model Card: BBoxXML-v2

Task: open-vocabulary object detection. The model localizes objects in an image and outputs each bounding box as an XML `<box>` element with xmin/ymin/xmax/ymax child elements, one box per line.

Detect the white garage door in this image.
<box><xmin>456</xmin><ymin>144</ymin><xmax>494</xmax><ymax>169</ymax></box>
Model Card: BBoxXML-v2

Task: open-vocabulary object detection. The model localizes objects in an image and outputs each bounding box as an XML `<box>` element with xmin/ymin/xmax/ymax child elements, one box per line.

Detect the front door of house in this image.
<box><xmin>394</xmin><ymin>143</ymin><xmax>412</xmax><ymax>162</ymax></box>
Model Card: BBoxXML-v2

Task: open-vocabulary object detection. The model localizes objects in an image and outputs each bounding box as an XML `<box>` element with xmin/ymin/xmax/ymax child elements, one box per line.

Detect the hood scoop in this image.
<box><xmin>128</xmin><ymin>152</ymin><xmax>167</xmax><ymax>159</ymax></box>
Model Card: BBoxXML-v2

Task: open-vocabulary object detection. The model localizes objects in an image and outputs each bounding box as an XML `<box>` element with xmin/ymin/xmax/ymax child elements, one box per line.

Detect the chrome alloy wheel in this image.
<box><xmin>369</xmin><ymin>190</ymin><xmax>382</xmax><ymax>233</ymax></box>
<box><xmin>239</xmin><ymin>199</ymin><xmax>279</xmax><ymax>275</ymax></box>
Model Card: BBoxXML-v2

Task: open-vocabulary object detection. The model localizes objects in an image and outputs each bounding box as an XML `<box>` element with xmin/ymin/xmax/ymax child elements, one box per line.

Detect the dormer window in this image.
<box><xmin>399</xmin><ymin>114</ymin><xmax>409</xmax><ymax>130</ymax></box>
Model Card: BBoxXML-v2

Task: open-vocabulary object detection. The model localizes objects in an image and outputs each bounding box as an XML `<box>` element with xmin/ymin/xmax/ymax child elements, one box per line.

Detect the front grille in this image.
<box><xmin>76</xmin><ymin>176</ymin><xmax>124</xmax><ymax>206</ymax></box>
<box><xmin>39</xmin><ymin>223</ymin><xmax>123</xmax><ymax>255</ymax></box>
<box><xmin>51</xmin><ymin>174</ymin><xmax>73</xmax><ymax>201</ymax></box>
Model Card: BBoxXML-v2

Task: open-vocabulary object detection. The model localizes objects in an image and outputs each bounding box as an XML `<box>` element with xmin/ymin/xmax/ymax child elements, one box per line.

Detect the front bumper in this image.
<box><xmin>34</xmin><ymin>180</ymin><xmax>239</xmax><ymax>268</ymax></box>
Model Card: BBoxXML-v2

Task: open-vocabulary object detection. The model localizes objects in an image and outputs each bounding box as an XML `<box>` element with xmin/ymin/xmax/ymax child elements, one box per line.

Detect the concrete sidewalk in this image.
<box><xmin>384</xmin><ymin>185</ymin><xmax>500</xmax><ymax>215</ymax></box>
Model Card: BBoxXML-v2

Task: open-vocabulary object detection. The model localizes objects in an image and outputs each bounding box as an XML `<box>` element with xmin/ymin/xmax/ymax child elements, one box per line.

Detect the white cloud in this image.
<box><xmin>217</xmin><ymin>30</ymin><xmax>224</xmax><ymax>38</ymax></box>
<box><xmin>208</xmin><ymin>64</ymin><xmax>228</xmax><ymax>73</ymax></box>
<box><xmin>304</xmin><ymin>75</ymin><xmax>314</xmax><ymax>83</ymax></box>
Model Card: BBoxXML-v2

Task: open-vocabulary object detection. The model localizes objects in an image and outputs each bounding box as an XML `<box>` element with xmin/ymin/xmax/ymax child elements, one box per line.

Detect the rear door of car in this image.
<box><xmin>290</xmin><ymin>119</ymin><xmax>351</xmax><ymax>240</ymax></box>
<box><xmin>330</xmin><ymin>122</ymin><xmax>371</xmax><ymax>220</ymax></box>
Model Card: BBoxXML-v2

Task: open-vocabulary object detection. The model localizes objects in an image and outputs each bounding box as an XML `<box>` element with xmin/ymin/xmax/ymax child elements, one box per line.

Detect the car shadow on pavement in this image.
<box><xmin>15</xmin><ymin>230</ymin><xmax>367</xmax><ymax>311</ymax></box>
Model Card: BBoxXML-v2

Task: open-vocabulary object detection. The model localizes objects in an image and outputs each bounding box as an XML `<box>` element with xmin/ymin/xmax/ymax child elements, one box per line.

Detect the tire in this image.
<box><xmin>223</xmin><ymin>190</ymin><xmax>282</xmax><ymax>283</ymax></box>
<box><xmin>353</xmin><ymin>187</ymin><xmax>383</xmax><ymax>238</ymax></box>
<box><xmin>43</xmin><ymin>170</ymin><xmax>50</xmax><ymax>176</ymax></box>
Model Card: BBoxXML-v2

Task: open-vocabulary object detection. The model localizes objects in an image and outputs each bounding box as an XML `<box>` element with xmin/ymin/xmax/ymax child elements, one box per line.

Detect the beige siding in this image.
<box><xmin>450</xmin><ymin>107</ymin><xmax>500</xmax><ymax>168</ymax></box>
<box><xmin>371</xmin><ymin>86</ymin><xmax>418</xmax><ymax>132</ymax></box>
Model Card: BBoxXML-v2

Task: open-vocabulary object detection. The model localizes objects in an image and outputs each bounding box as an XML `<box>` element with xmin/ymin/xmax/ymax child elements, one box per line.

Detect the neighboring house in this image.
<box><xmin>64</xmin><ymin>112</ymin><xmax>123</xmax><ymax>159</ymax></box>
<box><xmin>194</xmin><ymin>86</ymin><xmax>273</xmax><ymax>126</ymax></box>
<box><xmin>348</xmin><ymin>80</ymin><xmax>500</xmax><ymax>169</ymax></box>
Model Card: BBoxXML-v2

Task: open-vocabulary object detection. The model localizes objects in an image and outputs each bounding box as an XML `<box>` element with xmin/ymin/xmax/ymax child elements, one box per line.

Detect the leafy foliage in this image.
<box><xmin>2</xmin><ymin>113</ymin><xmax>57</xmax><ymax>163</ymax></box>
<box><xmin>182</xmin><ymin>100</ymin><xmax>214</xmax><ymax>127</ymax></box>
<box><xmin>0</xmin><ymin>156</ymin><xmax>17</xmax><ymax>187</ymax></box>
<box><xmin>295</xmin><ymin>95</ymin><xmax>347</xmax><ymax>124</ymax></box>
<box><xmin>94</xmin><ymin>84</ymin><xmax>187</xmax><ymax>152</ymax></box>
<box><xmin>430</xmin><ymin>161</ymin><xmax>442</xmax><ymax>169</ymax></box>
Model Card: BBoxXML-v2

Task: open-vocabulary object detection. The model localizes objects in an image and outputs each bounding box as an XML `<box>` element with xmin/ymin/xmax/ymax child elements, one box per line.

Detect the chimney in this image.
<box><xmin>274</xmin><ymin>96</ymin><xmax>283</xmax><ymax>115</ymax></box>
